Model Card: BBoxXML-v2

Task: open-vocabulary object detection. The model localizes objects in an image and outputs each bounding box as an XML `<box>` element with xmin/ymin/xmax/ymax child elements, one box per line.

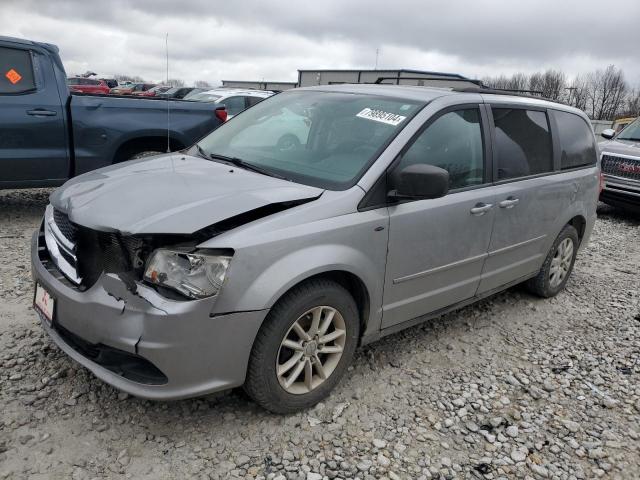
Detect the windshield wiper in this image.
<box><xmin>197</xmin><ymin>146</ymin><xmax>288</xmax><ymax>180</ymax></box>
<box><xmin>619</xmin><ymin>137</ymin><xmax>640</xmax><ymax>141</ymax></box>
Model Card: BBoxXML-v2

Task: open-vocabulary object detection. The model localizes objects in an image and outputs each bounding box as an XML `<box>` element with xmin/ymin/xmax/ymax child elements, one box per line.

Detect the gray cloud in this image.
<box><xmin>2</xmin><ymin>0</ymin><xmax>639</xmax><ymax>85</ymax></box>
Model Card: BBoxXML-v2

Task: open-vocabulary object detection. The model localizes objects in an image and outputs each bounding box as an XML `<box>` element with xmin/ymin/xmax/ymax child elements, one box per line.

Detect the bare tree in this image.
<box><xmin>565</xmin><ymin>75</ymin><xmax>589</xmax><ymax>111</ymax></box>
<box><xmin>114</xmin><ymin>74</ymin><xmax>144</xmax><ymax>83</ymax></box>
<box><xmin>528</xmin><ymin>70</ymin><xmax>566</xmax><ymax>100</ymax></box>
<box><xmin>586</xmin><ymin>65</ymin><xmax>628</xmax><ymax>120</ymax></box>
<box><xmin>623</xmin><ymin>89</ymin><xmax>640</xmax><ymax>117</ymax></box>
<box><xmin>194</xmin><ymin>80</ymin><xmax>211</xmax><ymax>88</ymax></box>
<box><xmin>166</xmin><ymin>78</ymin><xmax>185</xmax><ymax>87</ymax></box>
<box><xmin>482</xmin><ymin>72</ymin><xmax>530</xmax><ymax>91</ymax></box>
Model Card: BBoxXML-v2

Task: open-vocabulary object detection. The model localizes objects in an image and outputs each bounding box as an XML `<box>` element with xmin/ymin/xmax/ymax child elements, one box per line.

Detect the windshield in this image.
<box><xmin>617</xmin><ymin>119</ymin><xmax>640</xmax><ymax>141</ymax></box>
<box><xmin>187</xmin><ymin>92</ymin><xmax>222</xmax><ymax>102</ymax></box>
<box><xmin>196</xmin><ymin>90</ymin><xmax>424</xmax><ymax>189</ymax></box>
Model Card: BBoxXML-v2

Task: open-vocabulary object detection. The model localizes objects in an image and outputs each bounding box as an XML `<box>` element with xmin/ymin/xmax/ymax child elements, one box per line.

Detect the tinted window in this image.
<box><xmin>247</xmin><ymin>96</ymin><xmax>265</xmax><ymax>107</ymax></box>
<box><xmin>553</xmin><ymin>110</ymin><xmax>597</xmax><ymax>169</ymax></box>
<box><xmin>493</xmin><ymin>108</ymin><xmax>552</xmax><ymax>180</ymax></box>
<box><xmin>397</xmin><ymin>108</ymin><xmax>484</xmax><ymax>190</ymax></box>
<box><xmin>0</xmin><ymin>47</ymin><xmax>36</xmax><ymax>94</ymax></box>
<box><xmin>224</xmin><ymin>96</ymin><xmax>246</xmax><ymax>115</ymax></box>
<box><xmin>617</xmin><ymin>118</ymin><xmax>640</xmax><ymax>141</ymax></box>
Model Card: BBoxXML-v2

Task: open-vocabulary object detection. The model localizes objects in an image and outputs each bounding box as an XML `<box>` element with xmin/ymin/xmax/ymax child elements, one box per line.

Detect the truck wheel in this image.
<box><xmin>244</xmin><ymin>279</ymin><xmax>359</xmax><ymax>414</ymax></box>
<box><xmin>526</xmin><ymin>224</ymin><xmax>579</xmax><ymax>298</ymax></box>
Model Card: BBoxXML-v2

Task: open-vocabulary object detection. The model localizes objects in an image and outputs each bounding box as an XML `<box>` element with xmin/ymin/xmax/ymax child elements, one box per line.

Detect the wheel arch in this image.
<box><xmin>112</xmin><ymin>135</ymin><xmax>186</xmax><ymax>163</ymax></box>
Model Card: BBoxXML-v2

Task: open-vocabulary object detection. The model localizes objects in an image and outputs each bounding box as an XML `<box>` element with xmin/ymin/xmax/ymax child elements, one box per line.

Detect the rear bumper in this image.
<box><xmin>600</xmin><ymin>175</ymin><xmax>640</xmax><ymax>210</ymax></box>
<box><xmin>31</xmin><ymin>228</ymin><xmax>268</xmax><ymax>400</ymax></box>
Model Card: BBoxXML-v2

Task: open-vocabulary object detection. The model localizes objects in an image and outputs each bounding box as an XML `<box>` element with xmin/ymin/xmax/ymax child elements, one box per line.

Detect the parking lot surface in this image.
<box><xmin>1</xmin><ymin>188</ymin><xmax>639</xmax><ymax>479</ymax></box>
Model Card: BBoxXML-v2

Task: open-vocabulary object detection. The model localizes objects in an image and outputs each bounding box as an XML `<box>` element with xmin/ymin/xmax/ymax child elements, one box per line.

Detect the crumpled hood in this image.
<box><xmin>50</xmin><ymin>153</ymin><xmax>323</xmax><ymax>235</ymax></box>
<box><xmin>600</xmin><ymin>139</ymin><xmax>640</xmax><ymax>158</ymax></box>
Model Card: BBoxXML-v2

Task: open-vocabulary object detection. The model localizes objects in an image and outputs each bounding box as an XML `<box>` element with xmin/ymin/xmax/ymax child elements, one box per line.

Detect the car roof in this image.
<box><xmin>292</xmin><ymin>83</ymin><xmax>584</xmax><ymax>115</ymax></box>
<box><xmin>201</xmin><ymin>88</ymin><xmax>275</xmax><ymax>98</ymax></box>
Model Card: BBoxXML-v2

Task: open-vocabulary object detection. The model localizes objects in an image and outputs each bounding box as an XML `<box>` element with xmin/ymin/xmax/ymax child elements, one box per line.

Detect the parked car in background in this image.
<box><xmin>599</xmin><ymin>118</ymin><xmax>640</xmax><ymax>211</ymax></box>
<box><xmin>612</xmin><ymin>116</ymin><xmax>638</xmax><ymax>134</ymax></box>
<box><xmin>31</xmin><ymin>84</ymin><xmax>598</xmax><ymax>412</ymax></box>
<box><xmin>159</xmin><ymin>87</ymin><xmax>205</xmax><ymax>99</ymax></box>
<box><xmin>67</xmin><ymin>77</ymin><xmax>110</xmax><ymax>94</ymax></box>
<box><xmin>186</xmin><ymin>88</ymin><xmax>274</xmax><ymax>118</ymax></box>
<box><xmin>0</xmin><ymin>36</ymin><xmax>226</xmax><ymax>188</ymax></box>
<box><xmin>110</xmin><ymin>82</ymin><xmax>156</xmax><ymax>95</ymax></box>
<box><xmin>100</xmin><ymin>78</ymin><xmax>118</xmax><ymax>89</ymax></box>
<box><xmin>133</xmin><ymin>85</ymin><xmax>170</xmax><ymax>97</ymax></box>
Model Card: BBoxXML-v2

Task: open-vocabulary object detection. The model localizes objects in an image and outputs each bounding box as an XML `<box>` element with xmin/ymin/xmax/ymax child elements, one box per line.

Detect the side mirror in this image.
<box><xmin>390</xmin><ymin>164</ymin><xmax>449</xmax><ymax>200</ymax></box>
<box><xmin>601</xmin><ymin>129</ymin><xmax>616</xmax><ymax>140</ymax></box>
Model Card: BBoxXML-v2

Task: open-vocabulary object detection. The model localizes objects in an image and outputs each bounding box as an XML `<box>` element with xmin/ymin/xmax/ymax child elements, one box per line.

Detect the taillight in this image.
<box><xmin>598</xmin><ymin>171</ymin><xmax>605</xmax><ymax>194</ymax></box>
<box><xmin>215</xmin><ymin>107</ymin><xmax>228</xmax><ymax>122</ymax></box>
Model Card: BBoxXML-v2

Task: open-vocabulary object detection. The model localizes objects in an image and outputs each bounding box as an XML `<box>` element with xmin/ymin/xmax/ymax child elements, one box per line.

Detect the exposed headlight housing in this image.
<box><xmin>144</xmin><ymin>249</ymin><xmax>231</xmax><ymax>299</ymax></box>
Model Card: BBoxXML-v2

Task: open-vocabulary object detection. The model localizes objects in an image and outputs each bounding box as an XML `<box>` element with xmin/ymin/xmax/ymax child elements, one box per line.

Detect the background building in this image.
<box><xmin>221</xmin><ymin>80</ymin><xmax>297</xmax><ymax>91</ymax></box>
<box><xmin>297</xmin><ymin>69</ymin><xmax>482</xmax><ymax>88</ymax></box>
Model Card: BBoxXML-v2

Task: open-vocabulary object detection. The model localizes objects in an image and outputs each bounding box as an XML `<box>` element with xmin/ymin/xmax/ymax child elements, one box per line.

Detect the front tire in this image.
<box><xmin>244</xmin><ymin>279</ymin><xmax>359</xmax><ymax>413</ymax></box>
<box><xmin>526</xmin><ymin>224</ymin><xmax>579</xmax><ymax>298</ymax></box>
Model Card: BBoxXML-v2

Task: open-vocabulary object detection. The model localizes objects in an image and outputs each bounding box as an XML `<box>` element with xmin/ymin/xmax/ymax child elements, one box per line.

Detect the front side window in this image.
<box><xmin>197</xmin><ymin>91</ymin><xmax>424</xmax><ymax>189</ymax></box>
<box><xmin>0</xmin><ymin>47</ymin><xmax>36</xmax><ymax>94</ymax></box>
<box><xmin>552</xmin><ymin>110</ymin><xmax>597</xmax><ymax>169</ymax></box>
<box><xmin>396</xmin><ymin>108</ymin><xmax>484</xmax><ymax>190</ymax></box>
<box><xmin>617</xmin><ymin>119</ymin><xmax>640</xmax><ymax>141</ymax></box>
<box><xmin>493</xmin><ymin>108</ymin><xmax>553</xmax><ymax>180</ymax></box>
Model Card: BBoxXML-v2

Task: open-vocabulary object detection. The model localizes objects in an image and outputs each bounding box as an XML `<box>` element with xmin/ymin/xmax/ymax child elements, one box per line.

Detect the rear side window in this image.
<box><xmin>0</xmin><ymin>46</ymin><xmax>36</xmax><ymax>94</ymax></box>
<box><xmin>247</xmin><ymin>96</ymin><xmax>264</xmax><ymax>107</ymax></box>
<box><xmin>224</xmin><ymin>96</ymin><xmax>246</xmax><ymax>115</ymax></box>
<box><xmin>553</xmin><ymin>110</ymin><xmax>597</xmax><ymax>169</ymax></box>
<box><xmin>492</xmin><ymin>108</ymin><xmax>553</xmax><ymax>180</ymax></box>
<box><xmin>398</xmin><ymin>108</ymin><xmax>485</xmax><ymax>190</ymax></box>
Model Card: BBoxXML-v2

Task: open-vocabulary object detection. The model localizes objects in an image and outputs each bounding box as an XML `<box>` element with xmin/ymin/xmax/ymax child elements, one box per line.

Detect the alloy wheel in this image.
<box><xmin>276</xmin><ymin>306</ymin><xmax>346</xmax><ymax>394</ymax></box>
<box><xmin>549</xmin><ymin>237</ymin><xmax>574</xmax><ymax>288</ymax></box>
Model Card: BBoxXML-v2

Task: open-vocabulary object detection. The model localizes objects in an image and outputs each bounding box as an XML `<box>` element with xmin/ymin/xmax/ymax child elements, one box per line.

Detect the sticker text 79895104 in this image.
<box><xmin>356</xmin><ymin>108</ymin><xmax>406</xmax><ymax>126</ymax></box>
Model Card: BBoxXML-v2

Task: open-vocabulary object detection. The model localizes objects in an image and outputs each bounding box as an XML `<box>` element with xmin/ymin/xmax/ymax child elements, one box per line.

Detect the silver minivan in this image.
<box><xmin>31</xmin><ymin>84</ymin><xmax>599</xmax><ymax>413</ymax></box>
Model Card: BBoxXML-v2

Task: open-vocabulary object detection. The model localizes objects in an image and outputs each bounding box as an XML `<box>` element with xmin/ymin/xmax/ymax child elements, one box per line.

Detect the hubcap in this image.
<box><xmin>276</xmin><ymin>306</ymin><xmax>346</xmax><ymax>395</ymax></box>
<box><xmin>549</xmin><ymin>237</ymin><xmax>574</xmax><ymax>288</ymax></box>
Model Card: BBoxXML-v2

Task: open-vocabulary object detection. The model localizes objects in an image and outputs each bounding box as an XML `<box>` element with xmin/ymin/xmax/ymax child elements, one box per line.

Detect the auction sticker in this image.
<box><xmin>356</xmin><ymin>108</ymin><xmax>406</xmax><ymax>126</ymax></box>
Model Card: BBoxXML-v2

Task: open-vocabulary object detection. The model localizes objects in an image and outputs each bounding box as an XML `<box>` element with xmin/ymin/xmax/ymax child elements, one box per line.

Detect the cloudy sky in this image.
<box><xmin>2</xmin><ymin>0</ymin><xmax>639</xmax><ymax>86</ymax></box>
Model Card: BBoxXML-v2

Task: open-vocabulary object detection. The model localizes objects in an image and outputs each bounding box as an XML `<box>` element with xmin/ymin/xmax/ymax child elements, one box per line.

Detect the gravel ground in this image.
<box><xmin>1</xmin><ymin>188</ymin><xmax>639</xmax><ymax>480</ymax></box>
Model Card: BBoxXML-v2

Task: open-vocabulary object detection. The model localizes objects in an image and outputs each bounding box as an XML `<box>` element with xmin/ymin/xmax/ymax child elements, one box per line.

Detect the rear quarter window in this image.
<box><xmin>552</xmin><ymin>110</ymin><xmax>598</xmax><ymax>169</ymax></box>
<box><xmin>0</xmin><ymin>46</ymin><xmax>36</xmax><ymax>94</ymax></box>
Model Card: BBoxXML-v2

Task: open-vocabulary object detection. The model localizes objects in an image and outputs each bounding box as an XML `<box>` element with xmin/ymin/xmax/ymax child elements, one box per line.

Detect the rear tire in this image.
<box><xmin>526</xmin><ymin>224</ymin><xmax>579</xmax><ymax>298</ymax></box>
<box><xmin>244</xmin><ymin>279</ymin><xmax>359</xmax><ymax>414</ymax></box>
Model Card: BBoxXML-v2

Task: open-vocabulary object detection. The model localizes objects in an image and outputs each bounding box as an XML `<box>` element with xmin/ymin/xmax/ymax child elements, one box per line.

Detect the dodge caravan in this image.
<box><xmin>31</xmin><ymin>84</ymin><xmax>599</xmax><ymax>413</ymax></box>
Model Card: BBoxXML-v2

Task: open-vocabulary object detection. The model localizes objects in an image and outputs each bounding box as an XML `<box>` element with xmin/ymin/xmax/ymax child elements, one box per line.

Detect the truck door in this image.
<box><xmin>0</xmin><ymin>41</ymin><xmax>69</xmax><ymax>187</ymax></box>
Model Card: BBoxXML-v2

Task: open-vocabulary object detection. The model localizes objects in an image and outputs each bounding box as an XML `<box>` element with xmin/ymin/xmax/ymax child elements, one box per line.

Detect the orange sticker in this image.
<box><xmin>6</xmin><ymin>69</ymin><xmax>22</xmax><ymax>84</ymax></box>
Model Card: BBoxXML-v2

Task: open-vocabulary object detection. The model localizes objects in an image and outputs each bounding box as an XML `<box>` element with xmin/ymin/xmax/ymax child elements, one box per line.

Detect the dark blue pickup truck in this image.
<box><xmin>0</xmin><ymin>36</ymin><xmax>224</xmax><ymax>188</ymax></box>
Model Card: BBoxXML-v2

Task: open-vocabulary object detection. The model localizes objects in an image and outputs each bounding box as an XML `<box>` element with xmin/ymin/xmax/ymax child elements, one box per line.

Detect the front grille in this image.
<box><xmin>76</xmin><ymin>228</ymin><xmax>145</xmax><ymax>288</ymax></box>
<box><xmin>601</xmin><ymin>154</ymin><xmax>640</xmax><ymax>181</ymax></box>
<box><xmin>49</xmin><ymin>207</ymin><xmax>146</xmax><ymax>289</ymax></box>
<box><xmin>53</xmin><ymin>209</ymin><xmax>77</xmax><ymax>243</ymax></box>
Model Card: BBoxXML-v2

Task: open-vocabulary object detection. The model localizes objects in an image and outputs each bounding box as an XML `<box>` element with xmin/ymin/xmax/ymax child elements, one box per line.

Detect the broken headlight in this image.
<box><xmin>144</xmin><ymin>249</ymin><xmax>231</xmax><ymax>299</ymax></box>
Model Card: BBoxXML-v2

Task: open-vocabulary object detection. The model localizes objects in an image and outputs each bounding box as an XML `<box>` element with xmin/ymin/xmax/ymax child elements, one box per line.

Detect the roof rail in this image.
<box><xmin>453</xmin><ymin>86</ymin><xmax>555</xmax><ymax>102</ymax></box>
<box><xmin>374</xmin><ymin>76</ymin><xmax>483</xmax><ymax>86</ymax></box>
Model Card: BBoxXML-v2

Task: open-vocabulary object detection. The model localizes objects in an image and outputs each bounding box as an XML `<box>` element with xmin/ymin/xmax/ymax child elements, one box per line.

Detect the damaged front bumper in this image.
<box><xmin>31</xmin><ymin>228</ymin><xmax>268</xmax><ymax>400</ymax></box>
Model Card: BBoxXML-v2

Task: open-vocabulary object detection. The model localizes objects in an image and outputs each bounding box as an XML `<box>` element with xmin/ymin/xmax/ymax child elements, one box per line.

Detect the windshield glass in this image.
<box><xmin>617</xmin><ymin>119</ymin><xmax>640</xmax><ymax>141</ymax></box>
<box><xmin>196</xmin><ymin>90</ymin><xmax>424</xmax><ymax>189</ymax></box>
<box><xmin>187</xmin><ymin>92</ymin><xmax>222</xmax><ymax>102</ymax></box>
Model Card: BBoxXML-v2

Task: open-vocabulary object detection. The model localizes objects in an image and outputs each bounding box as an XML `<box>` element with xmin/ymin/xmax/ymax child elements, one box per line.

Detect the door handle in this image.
<box><xmin>470</xmin><ymin>203</ymin><xmax>493</xmax><ymax>216</ymax></box>
<box><xmin>499</xmin><ymin>197</ymin><xmax>520</xmax><ymax>209</ymax></box>
<box><xmin>27</xmin><ymin>109</ymin><xmax>57</xmax><ymax>117</ymax></box>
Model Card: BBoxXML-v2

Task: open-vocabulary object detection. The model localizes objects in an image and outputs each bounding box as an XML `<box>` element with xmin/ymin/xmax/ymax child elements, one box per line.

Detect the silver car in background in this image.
<box><xmin>31</xmin><ymin>84</ymin><xmax>599</xmax><ymax>413</ymax></box>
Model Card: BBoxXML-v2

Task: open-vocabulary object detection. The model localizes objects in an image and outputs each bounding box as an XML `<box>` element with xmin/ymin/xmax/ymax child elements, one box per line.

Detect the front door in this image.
<box><xmin>382</xmin><ymin>106</ymin><xmax>495</xmax><ymax>329</ymax></box>
<box><xmin>0</xmin><ymin>43</ymin><xmax>69</xmax><ymax>186</ymax></box>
